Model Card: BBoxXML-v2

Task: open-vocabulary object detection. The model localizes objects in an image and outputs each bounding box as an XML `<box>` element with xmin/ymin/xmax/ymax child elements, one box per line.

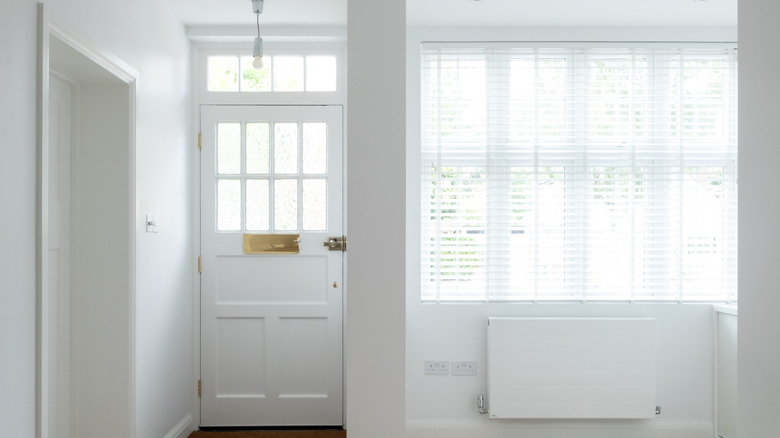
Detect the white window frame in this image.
<box><xmin>194</xmin><ymin>42</ymin><xmax>346</xmax><ymax>106</ymax></box>
<box><xmin>420</xmin><ymin>42</ymin><xmax>738</xmax><ymax>303</ymax></box>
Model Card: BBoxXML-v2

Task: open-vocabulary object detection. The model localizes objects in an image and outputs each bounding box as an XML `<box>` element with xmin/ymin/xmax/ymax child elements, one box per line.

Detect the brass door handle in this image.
<box><xmin>323</xmin><ymin>236</ymin><xmax>347</xmax><ymax>252</ymax></box>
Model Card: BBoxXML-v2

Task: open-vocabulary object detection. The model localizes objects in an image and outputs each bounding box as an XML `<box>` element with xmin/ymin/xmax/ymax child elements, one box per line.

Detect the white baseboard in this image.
<box><xmin>406</xmin><ymin>419</ymin><xmax>712</xmax><ymax>438</ymax></box>
<box><xmin>164</xmin><ymin>413</ymin><xmax>194</xmax><ymax>438</ymax></box>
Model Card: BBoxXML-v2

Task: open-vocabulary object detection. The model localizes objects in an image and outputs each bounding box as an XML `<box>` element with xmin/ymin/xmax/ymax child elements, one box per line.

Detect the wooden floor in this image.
<box><xmin>189</xmin><ymin>429</ymin><xmax>346</xmax><ymax>438</ymax></box>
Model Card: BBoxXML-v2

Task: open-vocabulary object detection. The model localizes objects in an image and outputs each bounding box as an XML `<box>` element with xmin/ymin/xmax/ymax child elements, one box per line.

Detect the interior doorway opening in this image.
<box><xmin>39</xmin><ymin>12</ymin><xmax>138</xmax><ymax>438</ymax></box>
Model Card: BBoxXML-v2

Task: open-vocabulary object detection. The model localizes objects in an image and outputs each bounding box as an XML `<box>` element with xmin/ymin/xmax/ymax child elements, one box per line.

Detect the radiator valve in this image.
<box><xmin>477</xmin><ymin>394</ymin><xmax>488</xmax><ymax>414</ymax></box>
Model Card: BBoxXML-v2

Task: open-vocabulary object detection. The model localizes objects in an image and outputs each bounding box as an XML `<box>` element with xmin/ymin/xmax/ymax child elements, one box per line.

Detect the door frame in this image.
<box><xmin>190</xmin><ymin>42</ymin><xmax>348</xmax><ymax>429</ymax></box>
<box><xmin>37</xmin><ymin>5</ymin><xmax>139</xmax><ymax>438</ymax></box>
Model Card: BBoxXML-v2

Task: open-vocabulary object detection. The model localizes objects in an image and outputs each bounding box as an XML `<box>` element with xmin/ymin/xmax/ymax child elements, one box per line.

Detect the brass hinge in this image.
<box><xmin>198</xmin><ymin>379</ymin><xmax>202</xmax><ymax>397</ymax></box>
<box><xmin>198</xmin><ymin>131</ymin><xmax>202</xmax><ymax>150</ymax></box>
<box><xmin>198</xmin><ymin>256</ymin><xmax>202</xmax><ymax>274</ymax></box>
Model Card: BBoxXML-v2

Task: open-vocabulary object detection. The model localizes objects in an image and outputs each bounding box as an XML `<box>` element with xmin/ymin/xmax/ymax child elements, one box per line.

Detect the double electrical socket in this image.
<box><xmin>424</xmin><ymin>360</ymin><xmax>449</xmax><ymax>375</ymax></box>
<box><xmin>452</xmin><ymin>360</ymin><xmax>477</xmax><ymax>376</ymax></box>
<box><xmin>424</xmin><ymin>360</ymin><xmax>477</xmax><ymax>376</ymax></box>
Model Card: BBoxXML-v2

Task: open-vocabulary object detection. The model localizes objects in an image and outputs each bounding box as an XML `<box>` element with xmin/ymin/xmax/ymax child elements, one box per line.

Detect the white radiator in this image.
<box><xmin>487</xmin><ymin>317</ymin><xmax>656</xmax><ymax>419</ymax></box>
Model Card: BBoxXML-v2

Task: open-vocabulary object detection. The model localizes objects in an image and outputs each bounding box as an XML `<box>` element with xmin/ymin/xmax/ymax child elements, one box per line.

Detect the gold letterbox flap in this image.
<box><xmin>243</xmin><ymin>234</ymin><xmax>300</xmax><ymax>254</ymax></box>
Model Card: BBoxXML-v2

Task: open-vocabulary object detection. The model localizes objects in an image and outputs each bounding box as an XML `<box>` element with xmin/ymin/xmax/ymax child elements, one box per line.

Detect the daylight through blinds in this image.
<box><xmin>421</xmin><ymin>44</ymin><xmax>738</xmax><ymax>302</ymax></box>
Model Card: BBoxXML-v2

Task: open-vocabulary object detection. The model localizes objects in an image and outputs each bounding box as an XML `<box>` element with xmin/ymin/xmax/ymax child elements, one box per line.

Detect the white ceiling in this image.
<box><xmin>166</xmin><ymin>0</ymin><xmax>736</xmax><ymax>27</ymax></box>
<box><xmin>409</xmin><ymin>0</ymin><xmax>736</xmax><ymax>27</ymax></box>
<box><xmin>166</xmin><ymin>0</ymin><xmax>346</xmax><ymax>26</ymax></box>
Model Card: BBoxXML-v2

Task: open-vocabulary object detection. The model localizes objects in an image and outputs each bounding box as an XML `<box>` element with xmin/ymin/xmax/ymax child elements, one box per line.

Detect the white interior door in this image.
<box><xmin>48</xmin><ymin>73</ymin><xmax>73</xmax><ymax>438</ymax></box>
<box><xmin>200</xmin><ymin>105</ymin><xmax>343</xmax><ymax>426</ymax></box>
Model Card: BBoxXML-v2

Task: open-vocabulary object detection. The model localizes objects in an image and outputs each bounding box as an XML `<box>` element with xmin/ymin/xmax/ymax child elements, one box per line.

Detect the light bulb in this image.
<box><xmin>252</xmin><ymin>35</ymin><xmax>264</xmax><ymax>70</ymax></box>
<box><xmin>253</xmin><ymin>56</ymin><xmax>264</xmax><ymax>70</ymax></box>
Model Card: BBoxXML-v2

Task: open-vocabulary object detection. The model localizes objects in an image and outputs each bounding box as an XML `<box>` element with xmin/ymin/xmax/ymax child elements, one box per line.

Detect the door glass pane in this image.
<box><xmin>303</xmin><ymin>179</ymin><xmax>327</xmax><ymax>231</ymax></box>
<box><xmin>246</xmin><ymin>123</ymin><xmax>270</xmax><ymax>174</ymax></box>
<box><xmin>274</xmin><ymin>123</ymin><xmax>298</xmax><ymax>174</ymax></box>
<box><xmin>306</xmin><ymin>56</ymin><xmax>337</xmax><ymax>92</ymax></box>
<box><xmin>274</xmin><ymin>179</ymin><xmax>298</xmax><ymax>231</ymax></box>
<box><xmin>246</xmin><ymin>179</ymin><xmax>270</xmax><ymax>231</ymax></box>
<box><xmin>273</xmin><ymin>56</ymin><xmax>304</xmax><ymax>92</ymax></box>
<box><xmin>302</xmin><ymin>123</ymin><xmax>327</xmax><ymax>174</ymax></box>
<box><xmin>217</xmin><ymin>179</ymin><xmax>241</xmax><ymax>231</ymax></box>
<box><xmin>217</xmin><ymin>123</ymin><xmax>241</xmax><ymax>175</ymax></box>
<box><xmin>207</xmin><ymin>56</ymin><xmax>239</xmax><ymax>91</ymax></box>
<box><xmin>240</xmin><ymin>56</ymin><xmax>272</xmax><ymax>92</ymax></box>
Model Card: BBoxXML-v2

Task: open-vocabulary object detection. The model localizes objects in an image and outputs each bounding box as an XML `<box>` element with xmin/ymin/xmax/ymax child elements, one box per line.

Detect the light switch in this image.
<box><xmin>146</xmin><ymin>214</ymin><xmax>159</xmax><ymax>233</ymax></box>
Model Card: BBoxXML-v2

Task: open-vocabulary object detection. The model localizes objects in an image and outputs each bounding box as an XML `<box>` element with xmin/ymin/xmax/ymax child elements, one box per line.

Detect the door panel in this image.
<box><xmin>200</xmin><ymin>105</ymin><xmax>343</xmax><ymax>426</ymax></box>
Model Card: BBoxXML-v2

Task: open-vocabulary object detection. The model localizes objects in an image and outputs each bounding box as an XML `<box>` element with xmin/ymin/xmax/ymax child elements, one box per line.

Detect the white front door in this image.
<box><xmin>200</xmin><ymin>105</ymin><xmax>343</xmax><ymax>426</ymax></box>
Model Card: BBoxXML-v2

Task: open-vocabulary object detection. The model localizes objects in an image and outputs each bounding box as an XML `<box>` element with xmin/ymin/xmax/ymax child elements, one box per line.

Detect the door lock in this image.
<box><xmin>323</xmin><ymin>236</ymin><xmax>347</xmax><ymax>252</ymax></box>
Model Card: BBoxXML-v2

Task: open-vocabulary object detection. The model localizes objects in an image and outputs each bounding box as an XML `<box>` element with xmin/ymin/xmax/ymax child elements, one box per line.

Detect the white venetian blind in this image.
<box><xmin>421</xmin><ymin>44</ymin><xmax>738</xmax><ymax>302</ymax></box>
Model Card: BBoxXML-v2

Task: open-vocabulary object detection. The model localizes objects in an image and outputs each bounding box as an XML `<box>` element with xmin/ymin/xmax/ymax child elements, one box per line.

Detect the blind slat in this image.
<box><xmin>421</xmin><ymin>45</ymin><xmax>738</xmax><ymax>302</ymax></box>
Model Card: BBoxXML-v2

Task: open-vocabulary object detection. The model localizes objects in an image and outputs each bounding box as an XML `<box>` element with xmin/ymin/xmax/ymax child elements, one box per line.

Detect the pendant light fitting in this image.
<box><xmin>252</xmin><ymin>0</ymin><xmax>263</xmax><ymax>14</ymax></box>
<box><xmin>252</xmin><ymin>0</ymin><xmax>264</xmax><ymax>69</ymax></box>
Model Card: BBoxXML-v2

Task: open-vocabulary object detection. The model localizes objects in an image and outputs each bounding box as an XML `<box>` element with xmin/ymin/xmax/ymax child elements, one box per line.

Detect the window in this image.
<box><xmin>207</xmin><ymin>54</ymin><xmax>338</xmax><ymax>92</ymax></box>
<box><xmin>215</xmin><ymin>121</ymin><xmax>329</xmax><ymax>233</ymax></box>
<box><xmin>421</xmin><ymin>44</ymin><xmax>738</xmax><ymax>302</ymax></box>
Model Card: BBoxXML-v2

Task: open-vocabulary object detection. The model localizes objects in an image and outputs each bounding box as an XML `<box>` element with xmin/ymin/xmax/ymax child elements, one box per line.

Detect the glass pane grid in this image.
<box><xmin>303</xmin><ymin>122</ymin><xmax>328</xmax><ymax>174</ymax></box>
<box><xmin>273</xmin><ymin>56</ymin><xmax>305</xmax><ymax>92</ymax></box>
<box><xmin>207</xmin><ymin>54</ymin><xmax>338</xmax><ymax>93</ymax></box>
<box><xmin>215</xmin><ymin>119</ymin><xmax>329</xmax><ymax>233</ymax></box>
<box><xmin>208</xmin><ymin>56</ymin><xmax>239</xmax><ymax>92</ymax></box>
<box><xmin>217</xmin><ymin>123</ymin><xmax>241</xmax><ymax>175</ymax></box>
<box><xmin>240</xmin><ymin>56</ymin><xmax>272</xmax><ymax>92</ymax></box>
<box><xmin>306</xmin><ymin>56</ymin><xmax>338</xmax><ymax>92</ymax></box>
<box><xmin>246</xmin><ymin>122</ymin><xmax>270</xmax><ymax>174</ymax></box>
<box><xmin>217</xmin><ymin>179</ymin><xmax>241</xmax><ymax>231</ymax></box>
<box><xmin>246</xmin><ymin>179</ymin><xmax>270</xmax><ymax>231</ymax></box>
<box><xmin>274</xmin><ymin>123</ymin><xmax>299</xmax><ymax>174</ymax></box>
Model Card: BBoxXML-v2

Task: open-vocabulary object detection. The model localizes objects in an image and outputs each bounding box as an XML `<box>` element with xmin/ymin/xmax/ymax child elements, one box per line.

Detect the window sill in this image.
<box><xmin>714</xmin><ymin>304</ymin><xmax>738</xmax><ymax>316</ymax></box>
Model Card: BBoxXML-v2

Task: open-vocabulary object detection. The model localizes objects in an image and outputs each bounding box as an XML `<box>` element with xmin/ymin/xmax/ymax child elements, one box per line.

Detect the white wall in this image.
<box><xmin>405</xmin><ymin>26</ymin><xmax>736</xmax><ymax>438</ymax></box>
<box><xmin>405</xmin><ymin>304</ymin><xmax>714</xmax><ymax>437</ymax></box>
<box><xmin>71</xmin><ymin>81</ymin><xmax>132</xmax><ymax>437</ymax></box>
<box><xmin>0</xmin><ymin>1</ymin><xmax>192</xmax><ymax>437</ymax></box>
<box><xmin>0</xmin><ymin>1</ymin><xmax>39</xmax><ymax>436</ymax></box>
<box><xmin>346</xmin><ymin>0</ymin><xmax>406</xmax><ymax>437</ymax></box>
<box><xmin>716</xmin><ymin>310</ymin><xmax>737</xmax><ymax>438</ymax></box>
<box><xmin>47</xmin><ymin>2</ymin><xmax>193</xmax><ymax>436</ymax></box>
<box><xmin>75</xmin><ymin>82</ymin><xmax>133</xmax><ymax>437</ymax></box>
<box><xmin>738</xmin><ymin>0</ymin><xmax>780</xmax><ymax>436</ymax></box>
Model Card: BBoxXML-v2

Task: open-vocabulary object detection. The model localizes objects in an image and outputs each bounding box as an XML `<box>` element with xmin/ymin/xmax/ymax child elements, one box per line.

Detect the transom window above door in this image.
<box><xmin>207</xmin><ymin>54</ymin><xmax>338</xmax><ymax>92</ymax></box>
